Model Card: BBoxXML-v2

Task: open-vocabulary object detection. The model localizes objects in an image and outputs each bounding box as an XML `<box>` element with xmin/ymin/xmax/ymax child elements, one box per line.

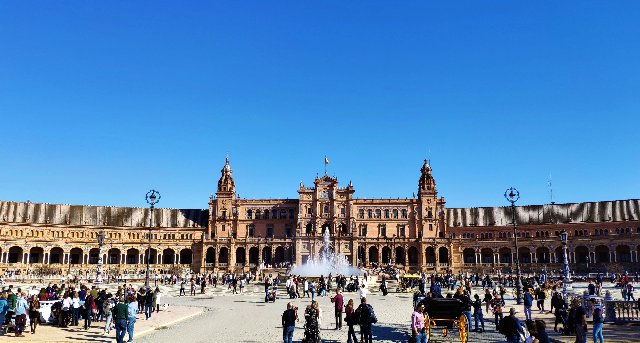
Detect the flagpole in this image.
<box><xmin>324</xmin><ymin>155</ymin><xmax>327</xmax><ymax>175</ymax></box>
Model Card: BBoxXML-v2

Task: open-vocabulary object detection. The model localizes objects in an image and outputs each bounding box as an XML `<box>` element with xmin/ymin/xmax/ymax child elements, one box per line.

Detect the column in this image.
<box><xmin>533</xmin><ymin>252</ymin><xmax>537</xmax><ymax>264</ymax></box>
<box><xmin>46</xmin><ymin>252</ymin><xmax>50</xmax><ymax>264</ymax></box>
<box><xmin>244</xmin><ymin>247</ymin><xmax>249</xmax><ymax>266</ymax></box>
<box><xmin>176</xmin><ymin>250</ymin><xmax>180</xmax><ymax>264</ymax></box>
<box><xmin>404</xmin><ymin>247</ymin><xmax>409</xmax><ymax>267</ymax></box>
<box><xmin>378</xmin><ymin>246</ymin><xmax>382</xmax><ymax>264</ymax></box>
<box><xmin>120</xmin><ymin>253</ymin><xmax>124</xmax><ymax>265</ymax></box>
<box><xmin>26</xmin><ymin>253</ymin><xmax>31</xmax><ymax>264</ymax></box>
<box><xmin>612</xmin><ymin>251</ymin><xmax>616</xmax><ymax>263</ymax></box>
<box><xmin>475</xmin><ymin>252</ymin><xmax>479</xmax><ymax>264</ymax></box>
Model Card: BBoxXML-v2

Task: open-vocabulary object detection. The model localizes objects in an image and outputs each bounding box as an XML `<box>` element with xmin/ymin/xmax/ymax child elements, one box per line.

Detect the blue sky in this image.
<box><xmin>1</xmin><ymin>1</ymin><xmax>639</xmax><ymax>209</ymax></box>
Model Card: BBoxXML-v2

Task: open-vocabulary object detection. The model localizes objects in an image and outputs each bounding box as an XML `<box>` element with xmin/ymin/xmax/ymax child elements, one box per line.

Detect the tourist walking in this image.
<box><xmin>179</xmin><ymin>280</ymin><xmax>186</xmax><ymax>296</ymax></box>
<box><xmin>71</xmin><ymin>291</ymin><xmax>81</xmax><ymax>326</ymax></box>
<box><xmin>345</xmin><ymin>299</ymin><xmax>359</xmax><ymax>343</ymax></box>
<box><xmin>356</xmin><ymin>297</ymin><xmax>377</xmax><ymax>343</ymax></box>
<box><xmin>84</xmin><ymin>293</ymin><xmax>95</xmax><ymax>329</ymax></box>
<box><xmin>411</xmin><ymin>302</ymin><xmax>427</xmax><ymax>343</ymax></box>
<box><xmin>523</xmin><ymin>290</ymin><xmax>533</xmax><ymax>321</ymax></box>
<box><xmin>144</xmin><ymin>288</ymin><xmax>154</xmax><ymax>320</ymax></box>
<box><xmin>535</xmin><ymin>287</ymin><xmax>546</xmax><ymax>313</ymax></box>
<box><xmin>28</xmin><ymin>294</ymin><xmax>41</xmax><ymax>334</ymax></box>
<box><xmin>569</xmin><ymin>298</ymin><xmax>587</xmax><ymax>343</ymax></box>
<box><xmin>14</xmin><ymin>292</ymin><xmax>29</xmax><ymax>337</ymax></box>
<box><xmin>303</xmin><ymin>301</ymin><xmax>321</xmax><ymax>343</ymax></box>
<box><xmin>127</xmin><ymin>295</ymin><xmax>137</xmax><ymax>343</ymax></box>
<box><xmin>112</xmin><ymin>298</ymin><xmax>129</xmax><ymax>343</ymax></box>
<box><xmin>472</xmin><ymin>294</ymin><xmax>485</xmax><ymax>332</ymax></box>
<box><xmin>591</xmin><ymin>299</ymin><xmax>604</xmax><ymax>343</ymax></box>
<box><xmin>0</xmin><ymin>292</ymin><xmax>8</xmax><ymax>333</ymax></box>
<box><xmin>281</xmin><ymin>302</ymin><xmax>297</xmax><ymax>343</ymax></box>
<box><xmin>331</xmin><ymin>289</ymin><xmax>344</xmax><ymax>330</ymax></box>
<box><xmin>500</xmin><ymin>308</ymin><xmax>524</xmax><ymax>343</ymax></box>
<box><xmin>104</xmin><ymin>296</ymin><xmax>114</xmax><ymax>335</ymax></box>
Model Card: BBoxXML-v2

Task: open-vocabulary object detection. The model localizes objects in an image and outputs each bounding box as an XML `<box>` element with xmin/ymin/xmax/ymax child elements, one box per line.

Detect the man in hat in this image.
<box><xmin>500</xmin><ymin>308</ymin><xmax>523</xmax><ymax>343</ymax></box>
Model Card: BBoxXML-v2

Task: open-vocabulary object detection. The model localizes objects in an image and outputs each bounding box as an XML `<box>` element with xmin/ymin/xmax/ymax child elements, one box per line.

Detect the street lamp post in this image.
<box><xmin>95</xmin><ymin>230</ymin><xmax>106</xmax><ymax>285</ymax></box>
<box><xmin>505</xmin><ymin>187</ymin><xmax>523</xmax><ymax>305</ymax></box>
<box><xmin>145</xmin><ymin>190</ymin><xmax>161</xmax><ymax>289</ymax></box>
<box><xmin>560</xmin><ymin>230</ymin><xmax>573</xmax><ymax>298</ymax></box>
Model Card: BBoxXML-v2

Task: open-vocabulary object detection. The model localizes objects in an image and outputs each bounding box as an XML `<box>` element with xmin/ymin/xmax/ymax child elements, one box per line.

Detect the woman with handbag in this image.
<box><xmin>344</xmin><ymin>299</ymin><xmax>358</xmax><ymax>343</ymax></box>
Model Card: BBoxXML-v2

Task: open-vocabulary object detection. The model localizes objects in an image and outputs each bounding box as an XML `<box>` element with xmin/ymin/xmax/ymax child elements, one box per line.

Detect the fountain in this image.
<box><xmin>289</xmin><ymin>227</ymin><xmax>363</xmax><ymax>277</ymax></box>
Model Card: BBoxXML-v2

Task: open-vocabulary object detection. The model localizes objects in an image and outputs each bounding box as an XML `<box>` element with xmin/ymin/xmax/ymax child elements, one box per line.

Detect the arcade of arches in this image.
<box><xmin>0</xmin><ymin>159</ymin><xmax>639</xmax><ymax>275</ymax></box>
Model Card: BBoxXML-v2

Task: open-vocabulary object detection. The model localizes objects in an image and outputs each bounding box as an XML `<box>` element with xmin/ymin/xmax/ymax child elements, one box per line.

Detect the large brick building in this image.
<box><xmin>0</xmin><ymin>158</ymin><xmax>638</xmax><ymax>278</ymax></box>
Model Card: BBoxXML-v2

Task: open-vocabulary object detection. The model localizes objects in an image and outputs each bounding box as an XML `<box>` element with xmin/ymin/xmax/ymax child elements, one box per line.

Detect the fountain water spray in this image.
<box><xmin>289</xmin><ymin>227</ymin><xmax>362</xmax><ymax>277</ymax></box>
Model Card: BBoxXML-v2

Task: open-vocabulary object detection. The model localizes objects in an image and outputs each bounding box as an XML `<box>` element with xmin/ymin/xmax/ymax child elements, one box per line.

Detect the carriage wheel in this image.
<box><xmin>424</xmin><ymin>313</ymin><xmax>431</xmax><ymax>341</ymax></box>
<box><xmin>458</xmin><ymin>314</ymin><xmax>468</xmax><ymax>343</ymax></box>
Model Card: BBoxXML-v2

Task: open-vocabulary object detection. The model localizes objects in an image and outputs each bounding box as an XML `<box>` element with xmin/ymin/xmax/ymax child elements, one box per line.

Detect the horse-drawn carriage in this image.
<box><xmin>419</xmin><ymin>298</ymin><xmax>469</xmax><ymax>343</ymax></box>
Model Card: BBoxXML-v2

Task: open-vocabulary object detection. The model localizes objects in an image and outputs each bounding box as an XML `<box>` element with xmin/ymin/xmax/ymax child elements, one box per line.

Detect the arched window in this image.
<box><xmin>375</xmin><ymin>209</ymin><xmax>381</xmax><ymax>218</ymax></box>
<box><xmin>392</xmin><ymin>209</ymin><xmax>398</xmax><ymax>218</ymax></box>
<box><xmin>247</xmin><ymin>210</ymin><xmax>253</xmax><ymax>219</ymax></box>
<box><xmin>359</xmin><ymin>209</ymin><xmax>364</xmax><ymax>219</ymax></box>
<box><xmin>384</xmin><ymin>209</ymin><xmax>389</xmax><ymax>218</ymax></box>
<box><xmin>401</xmin><ymin>209</ymin><xmax>407</xmax><ymax>218</ymax></box>
<box><xmin>264</xmin><ymin>210</ymin><xmax>269</xmax><ymax>219</ymax></box>
<box><xmin>367</xmin><ymin>210</ymin><xmax>372</xmax><ymax>218</ymax></box>
<box><xmin>323</xmin><ymin>205</ymin><xmax>329</xmax><ymax>214</ymax></box>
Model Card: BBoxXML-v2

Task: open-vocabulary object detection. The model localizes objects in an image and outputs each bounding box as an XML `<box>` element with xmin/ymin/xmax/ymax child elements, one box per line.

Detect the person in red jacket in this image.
<box><xmin>331</xmin><ymin>289</ymin><xmax>344</xmax><ymax>330</ymax></box>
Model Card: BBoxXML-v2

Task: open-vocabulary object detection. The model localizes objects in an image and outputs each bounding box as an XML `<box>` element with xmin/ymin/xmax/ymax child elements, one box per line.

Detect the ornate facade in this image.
<box><xmin>0</xmin><ymin>158</ymin><xmax>638</xmax><ymax>278</ymax></box>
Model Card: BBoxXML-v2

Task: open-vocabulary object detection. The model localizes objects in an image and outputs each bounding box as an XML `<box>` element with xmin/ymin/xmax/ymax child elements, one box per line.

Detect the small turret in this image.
<box><xmin>418</xmin><ymin>159</ymin><xmax>436</xmax><ymax>195</ymax></box>
<box><xmin>217</xmin><ymin>156</ymin><xmax>235</xmax><ymax>194</ymax></box>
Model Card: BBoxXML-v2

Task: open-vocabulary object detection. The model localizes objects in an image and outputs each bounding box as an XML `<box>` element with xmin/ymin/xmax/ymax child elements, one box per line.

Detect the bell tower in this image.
<box><xmin>209</xmin><ymin>157</ymin><xmax>236</xmax><ymax>238</ymax></box>
<box><xmin>417</xmin><ymin>160</ymin><xmax>446</xmax><ymax>238</ymax></box>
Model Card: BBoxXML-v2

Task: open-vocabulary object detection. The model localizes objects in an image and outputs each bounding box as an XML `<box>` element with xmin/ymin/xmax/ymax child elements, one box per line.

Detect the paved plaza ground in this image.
<box><xmin>0</xmin><ymin>279</ymin><xmax>637</xmax><ymax>342</ymax></box>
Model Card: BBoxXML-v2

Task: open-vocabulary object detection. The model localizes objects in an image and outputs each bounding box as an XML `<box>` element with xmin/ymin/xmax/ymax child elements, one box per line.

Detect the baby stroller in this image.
<box><xmin>265</xmin><ymin>286</ymin><xmax>277</xmax><ymax>303</ymax></box>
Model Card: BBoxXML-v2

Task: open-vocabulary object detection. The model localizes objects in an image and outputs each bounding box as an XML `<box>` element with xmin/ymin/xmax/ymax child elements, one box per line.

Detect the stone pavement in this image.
<box><xmin>1</xmin><ymin>280</ymin><xmax>637</xmax><ymax>342</ymax></box>
<box><xmin>0</xmin><ymin>305</ymin><xmax>203</xmax><ymax>343</ymax></box>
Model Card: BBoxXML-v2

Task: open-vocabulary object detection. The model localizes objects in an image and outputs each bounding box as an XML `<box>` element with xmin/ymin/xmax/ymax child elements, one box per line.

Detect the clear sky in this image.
<box><xmin>1</xmin><ymin>1</ymin><xmax>639</xmax><ymax>209</ymax></box>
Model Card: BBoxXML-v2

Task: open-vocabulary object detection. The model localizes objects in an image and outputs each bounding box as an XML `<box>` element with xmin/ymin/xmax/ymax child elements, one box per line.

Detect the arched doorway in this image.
<box><xmin>205</xmin><ymin>247</ymin><xmax>216</xmax><ymax>264</ymax></box>
<box><xmin>395</xmin><ymin>247</ymin><xmax>405</xmax><ymax>265</ymax></box>
<box><xmin>249</xmin><ymin>247</ymin><xmax>259</xmax><ymax>265</ymax></box>
<box><xmin>274</xmin><ymin>246</ymin><xmax>285</xmax><ymax>264</ymax></box>
<box><xmin>616</xmin><ymin>245</ymin><xmax>631</xmax><ymax>262</ymax></box>
<box><xmin>50</xmin><ymin>247</ymin><xmax>64</xmax><ymax>264</ymax></box>
<box><xmin>358</xmin><ymin>246</ymin><xmax>366</xmax><ymax>265</ymax></box>
<box><xmin>438</xmin><ymin>247</ymin><xmax>449</xmax><ymax>264</ymax></box>
<box><xmin>70</xmin><ymin>248</ymin><xmax>83</xmax><ymax>264</ymax></box>
<box><xmin>219</xmin><ymin>247</ymin><xmax>229</xmax><ymax>264</ymax></box>
<box><xmin>144</xmin><ymin>248</ymin><xmax>158</xmax><ymax>264</ymax></box>
<box><xmin>368</xmin><ymin>247</ymin><xmax>379</xmax><ymax>263</ymax></box>
<box><xmin>126</xmin><ymin>249</ymin><xmax>139</xmax><ymax>264</ymax></box>
<box><xmin>408</xmin><ymin>246</ymin><xmax>419</xmax><ymax>265</ymax></box>
<box><xmin>381</xmin><ymin>246</ymin><xmax>391</xmax><ymax>264</ymax></box>
<box><xmin>426</xmin><ymin>247</ymin><xmax>436</xmax><ymax>264</ymax></box>
<box><xmin>463</xmin><ymin>248</ymin><xmax>475</xmax><ymax>264</ymax></box>
<box><xmin>235</xmin><ymin>247</ymin><xmax>246</xmax><ymax>265</ymax></box>
<box><xmin>8</xmin><ymin>247</ymin><xmax>23</xmax><ymax>263</ymax></box>
<box><xmin>108</xmin><ymin>248</ymin><xmax>120</xmax><ymax>264</ymax></box>
<box><xmin>536</xmin><ymin>247</ymin><xmax>550</xmax><ymax>263</ymax></box>
<box><xmin>29</xmin><ymin>247</ymin><xmax>44</xmax><ymax>263</ymax></box>
<box><xmin>481</xmin><ymin>248</ymin><xmax>493</xmax><ymax>264</ymax></box>
<box><xmin>499</xmin><ymin>247</ymin><xmax>512</xmax><ymax>263</ymax></box>
<box><xmin>518</xmin><ymin>247</ymin><xmax>531</xmax><ymax>263</ymax></box>
<box><xmin>574</xmin><ymin>246</ymin><xmax>589</xmax><ymax>263</ymax></box>
<box><xmin>89</xmin><ymin>248</ymin><xmax>100</xmax><ymax>264</ymax></box>
<box><xmin>262</xmin><ymin>247</ymin><xmax>272</xmax><ymax>264</ymax></box>
<box><xmin>162</xmin><ymin>249</ymin><xmax>175</xmax><ymax>264</ymax></box>
<box><xmin>179</xmin><ymin>249</ymin><xmax>192</xmax><ymax>264</ymax></box>
<box><xmin>595</xmin><ymin>245</ymin><xmax>610</xmax><ymax>263</ymax></box>
<box><xmin>555</xmin><ymin>246</ymin><xmax>564</xmax><ymax>263</ymax></box>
